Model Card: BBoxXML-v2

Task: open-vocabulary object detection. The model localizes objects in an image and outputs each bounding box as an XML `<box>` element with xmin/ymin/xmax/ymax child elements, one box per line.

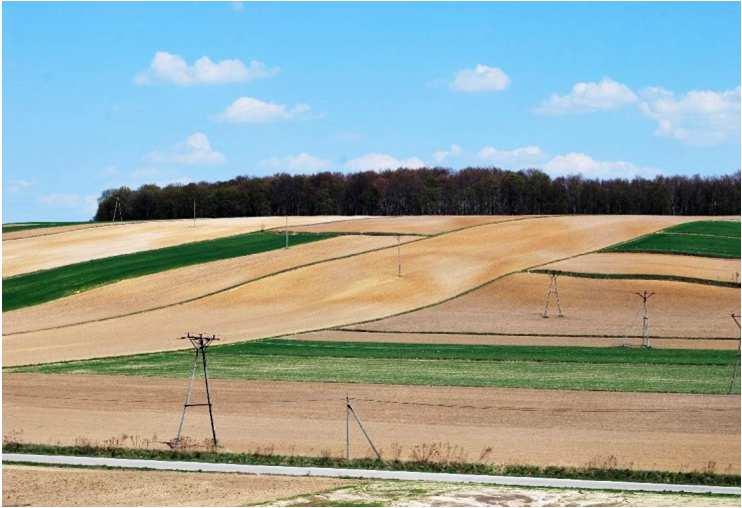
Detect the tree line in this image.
<box><xmin>94</xmin><ymin>168</ymin><xmax>741</xmax><ymax>221</ymax></box>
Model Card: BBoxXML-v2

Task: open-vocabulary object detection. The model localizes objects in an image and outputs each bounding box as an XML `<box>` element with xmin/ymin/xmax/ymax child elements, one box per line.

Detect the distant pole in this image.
<box><xmin>285</xmin><ymin>215</ymin><xmax>289</xmax><ymax>249</ymax></box>
<box><xmin>728</xmin><ymin>313</ymin><xmax>741</xmax><ymax>395</ymax></box>
<box><xmin>542</xmin><ymin>273</ymin><xmax>563</xmax><ymax>318</ymax></box>
<box><xmin>397</xmin><ymin>235</ymin><xmax>401</xmax><ymax>277</ymax></box>
<box><xmin>634</xmin><ymin>291</ymin><xmax>655</xmax><ymax>348</ymax></box>
<box><xmin>112</xmin><ymin>197</ymin><xmax>120</xmax><ymax>223</ymax></box>
<box><xmin>345</xmin><ymin>394</ymin><xmax>351</xmax><ymax>460</ymax></box>
<box><xmin>193</xmin><ymin>200</ymin><xmax>196</xmax><ymax>227</ymax></box>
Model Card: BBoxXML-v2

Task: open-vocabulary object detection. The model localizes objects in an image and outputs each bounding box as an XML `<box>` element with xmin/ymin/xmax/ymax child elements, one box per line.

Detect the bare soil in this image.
<box><xmin>4</xmin><ymin>235</ymin><xmax>413</xmax><ymax>335</ymax></box>
<box><xmin>282</xmin><ymin>215</ymin><xmax>519</xmax><ymax>235</ymax></box>
<box><xmin>4</xmin><ymin>373</ymin><xmax>739</xmax><ymax>473</ymax></box>
<box><xmin>541</xmin><ymin>252</ymin><xmax>741</xmax><ymax>284</ymax></box>
<box><xmin>351</xmin><ymin>272</ymin><xmax>740</xmax><ymax>339</ymax></box>
<box><xmin>2</xmin><ymin>216</ymin><xmax>359</xmax><ymax>277</ymax></box>
<box><xmin>2</xmin><ymin>465</ymin><xmax>348</xmax><ymax>506</ymax></box>
<box><xmin>3</xmin><ymin>215</ymin><xmax>700</xmax><ymax>366</ymax></box>
<box><xmin>296</xmin><ymin>329</ymin><xmax>740</xmax><ymax>349</ymax></box>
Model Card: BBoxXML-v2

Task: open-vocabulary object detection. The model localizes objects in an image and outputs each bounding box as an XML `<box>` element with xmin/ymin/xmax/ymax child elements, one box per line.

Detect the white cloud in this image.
<box><xmin>451</xmin><ymin>65</ymin><xmax>510</xmax><ymax>92</ymax></box>
<box><xmin>543</xmin><ymin>152</ymin><xmax>659</xmax><ymax>179</ymax></box>
<box><xmin>217</xmin><ymin>97</ymin><xmax>311</xmax><ymax>123</ymax></box>
<box><xmin>6</xmin><ymin>179</ymin><xmax>34</xmax><ymax>193</ymax></box>
<box><xmin>231</xmin><ymin>1</ymin><xmax>244</xmax><ymax>11</ymax></box>
<box><xmin>146</xmin><ymin>132</ymin><xmax>225</xmax><ymax>165</ymax></box>
<box><xmin>260</xmin><ymin>153</ymin><xmax>332</xmax><ymax>172</ymax></box>
<box><xmin>39</xmin><ymin>193</ymin><xmax>98</xmax><ymax>212</ymax></box>
<box><xmin>536</xmin><ymin>78</ymin><xmax>637</xmax><ymax>115</ymax></box>
<box><xmin>345</xmin><ymin>153</ymin><xmax>426</xmax><ymax>171</ymax></box>
<box><xmin>638</xmin><ymin>86</ymin><xmax>741</xmax><ymax>146</ymax></box>
<box><xmin>134</xmin><ymin>51</ymin><xmax>278</xmax><ymax>86</ymax></box>
<box><xmin>432</xmin><ymin>144</ymin><xmax>462</xmax><ymax>163</ymax></box>
<box><xmin>477</xmin><ymin>145</ymin><xmax>544</xmax><ymax>169</ymax></box>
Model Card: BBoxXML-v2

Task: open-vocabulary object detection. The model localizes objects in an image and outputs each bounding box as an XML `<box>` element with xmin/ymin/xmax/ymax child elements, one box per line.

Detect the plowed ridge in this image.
<box><xmin>2</xmin><ymin>215</ymin><xmax>697</xmax><ymax>366</ymax></box>
<box><xmin>349</xmin><ymin>272</ymin><xmax>740</xmax><ymax>340</ymax></box>
<box><xmin>541</xmin><ymin>252</ymin><xmax>740</xmax><ymax>284</ymax></box>
<box><xmin>2</xmin><ymin>216</ymin><xmax>361</xmax><ymax>277</ymax></box>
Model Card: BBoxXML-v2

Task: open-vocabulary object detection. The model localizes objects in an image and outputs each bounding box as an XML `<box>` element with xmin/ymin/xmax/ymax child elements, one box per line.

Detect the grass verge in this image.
<box><xmin>2</xmin><ymin>231</ymin><xmax>335</xmax><ymax>311</ymax></box>
<box><xmin>2</xmin><ymin>442</ymin><xmax>738</xmax><ymax>487</ymax></box>
<box><xmin>603</xmin><ymin>220</ymin><xmax>740</xmax><ymax>258</ymax></box>
<box><xmin>9</xmin><ymin>339</ymin><xmax>740</xmax><ymax>394</ymax></box>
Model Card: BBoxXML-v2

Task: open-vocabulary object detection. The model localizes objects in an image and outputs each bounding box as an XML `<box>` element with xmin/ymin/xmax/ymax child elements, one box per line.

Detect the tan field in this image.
<box><xmin>282</xmin><ymin>215</ymin><xmax>523</xmax><ymax>235</ymax></box>
<box><xmin>2</xmin><ymin>216</ymin><xmax>361</xmax><ymax>277</ymax></box>
<box><xmin>2</xmin><ymin>215</ymin><xmax>699</xmax><ymax>366</ymax></box>
<box><xmin>2</xmin><ymin>465</ymin><xmax>349</xmax><ymax>506</ymax></box>
<box><xmin>3</xmin><ymin>222</ymin><xmax>119</xmax><ymax>241</ymax></box>
<box><xmin>540</xmin><ymin>252</ymin><xmax>741</xmax><ymax>284</ymax></box>
<box><xmin>4</xmin><ymin>373</ymin><xmax>739</xmax><ymax>473</ymax></box>
<box><xmin>4</xmin><ymin>234</ymin><xmax>417</xmax><ymax>335</ymax></box>
<box><xmin>296</xmin><ymin>329</ymin><xmax>740</xmax><ymax>349</ymax></box>
<box><xmin>350</xmin><ymin>272</ymin><xmax>741</xmax><ymax>340</ymax></box>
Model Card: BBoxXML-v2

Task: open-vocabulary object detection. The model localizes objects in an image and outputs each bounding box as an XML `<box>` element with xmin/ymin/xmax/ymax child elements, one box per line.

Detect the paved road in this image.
<box><xmin>3</xmin><ymin>453</ymin><xmax>740</xmax><ymax>496</ymax></box>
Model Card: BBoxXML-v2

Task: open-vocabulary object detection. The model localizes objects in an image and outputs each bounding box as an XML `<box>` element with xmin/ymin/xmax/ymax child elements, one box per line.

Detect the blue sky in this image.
<box><xmin>3</xmin><ymin>1</ymin><xmax>740</xmax><ymax>221</ymax></box>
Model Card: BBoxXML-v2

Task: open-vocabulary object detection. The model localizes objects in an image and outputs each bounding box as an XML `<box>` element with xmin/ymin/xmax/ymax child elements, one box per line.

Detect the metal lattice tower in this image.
<box><xmin>634</xmin><ymin>291</ymin><xmax>655</xmax><ymax>348</ymax></box>
<box><xmin>542</xmin><ymin>273</ymin><xmax>563</xmax><ymax>318</ymax></box>
<box><xmin>728</xmin><ymin>313</ymin><xmax>741</xmax><ymax>395</ymax></box>
<box><xmin>171</xmin><ymin>332</ymin><xmax>219</xmax><ymax>448</ymax></box>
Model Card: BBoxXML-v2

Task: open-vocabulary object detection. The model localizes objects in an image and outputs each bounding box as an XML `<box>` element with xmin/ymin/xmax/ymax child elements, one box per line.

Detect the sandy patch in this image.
<box><xmin>2</xmin><ymin>216</ymin><xmax>361</xmax><ymax>277</ymax></box>
<box><xmin>4</xmin><ymin>374</ymin><xmax>739</xmax><ymax>473</ymax></box>
<box><xmin>2</xmin><ymin>464</ymin><xmax>348</xmax><ymax>506</ymax></box>
<box><xmin>541</xmin><ymin>252</ymin><xmax>741</xmax><ymax>284</ymax></box>
<box><xmin>2</xmin><ymin>215</ymin><xmax>702</xmax><ymax>366</ymax></box>
<box><xmin>351</xmin><ymin>272</ymin><xmax>740</xmax><ymax>339</ymax></box>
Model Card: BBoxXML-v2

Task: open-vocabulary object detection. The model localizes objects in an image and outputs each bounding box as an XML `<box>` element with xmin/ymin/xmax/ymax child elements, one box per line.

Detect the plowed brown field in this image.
<box><xmin>296</xmin><ymin>330</ymin><xmax>740</xmax><ymax>349</ymax></box>
<box><xmin>283</xmin><ymin>215</ymin><xmax>519</xmax><ymax>235</ymax></box>
<box><xmin>2</xmin><ymin>215</ymin><xmax>697</xmax><ymax>366</ymax></box>
<box><xmin>541</xmin><ymin>252</ymin><xmax>741</xmax><ymax>283</ymax></box>
<box><xmin>350</xmin><ymin>272</ymin><xmax>740</xmax><ymax>339</ymax></box>
<box><xmin>2</xmin><ymin>465</ymin><xmax>348</xmax><ymax>506</ymax></box>
<box><xmin>4</xmin><ymin>235</ymin><xmax>415</xmax><ymax>335</ymax></box>
<box><xmin>4</xmin><ymin>374</ymin><xmax>739</xmax><ymax>472</ymax></box>
<box><xmin>2</xmin><ymin>216</ymin><xmax>360</xmax><ymax>277</ymax></box>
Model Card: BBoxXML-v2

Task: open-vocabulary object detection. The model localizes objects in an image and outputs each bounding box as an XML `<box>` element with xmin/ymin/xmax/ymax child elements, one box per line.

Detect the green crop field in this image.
<box><xmin>2</xmin><ymin>231</ymin><xmax>335</xmax><ymax>311</ymax></box>
<box><xmin>11</xmin><ymin>339</ymin><xmax>739</xmax><ymax>394</ymax></box>
<box><xmin>603</xmin><ymin>220</ymin><xmax>741</xmax><ymax>258</ymax></box>
<box><xmin>2</xmin><ymin>221</ymin><xmax>94</xmax><ymax>233</ymax></box>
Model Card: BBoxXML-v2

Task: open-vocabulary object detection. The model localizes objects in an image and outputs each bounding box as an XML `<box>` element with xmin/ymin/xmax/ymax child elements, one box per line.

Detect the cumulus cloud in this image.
<box><xmin>638</xmin><ymin>86</ymin><xmax>741</xmax><ymax>146</ymax></box>
<box><xmin>134</xmin><ymin>51</ymin><xmax>278</xmax><ymax>86</ymax></box>
<box><xmin>146</xmin><ymin>132</ymin><xmax>225</xmax><ymax>165</ymax></box>
<box><xmin>432</xmin><ymin>144</ymin><xmax>462</xmax><ymax>163</ymax></box>
<box><xmin>543</xmin><ymin>152</ymin><xmax>659</xmax><ymax>179</ymax></box>
<box><xmin>260</xmin><ymin>153</ymin><xmax>332</xmax><ymax>172</ymax></box>
<box><xmin>477</xmin><ymin>145</ymin><xmax>544</xmax><ymax>169</ymax></box>
<box><xmin>451</xmin><ymin>65</ymin><xmax>510</xmax><ymax>92</ymax></box>
<box><xmin>535</xmin><ymin>78</ymin><xmax>637</xmax><ymax>115</ymax></box>
<box><xmin>345</xmin><ymin>153</ymin><xmax>426</xmax><ymax>171</ymax></box>
<box><xmin>217</xmin><ymin>97</ymin><xmax>311</xmax><ymax>123</ymax></box>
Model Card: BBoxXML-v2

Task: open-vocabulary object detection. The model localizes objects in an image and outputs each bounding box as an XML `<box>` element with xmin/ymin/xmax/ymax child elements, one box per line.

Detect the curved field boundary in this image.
<box><xmin>529</xmin><ymin>268</ymin><xmax>741</xmax><ymax>289</ymax></box>
<box><xmin>4</xmin><ymin>216</ymin><xmax>539</xmax><ymax>337</ymax></box>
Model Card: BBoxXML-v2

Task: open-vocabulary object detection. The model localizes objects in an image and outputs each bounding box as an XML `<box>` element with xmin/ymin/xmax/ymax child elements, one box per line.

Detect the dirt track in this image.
<box><xmin>541</xmin><ymin>252</ymin><xmax>741</xmax><ymax>284</ymax></box>
<box><xmin>2</xmin><ymin>215</ymin><xmax>698</xmax><ymax>366</ymax></box>
<box><xmin>283</xmin><ymin>215</ymin><xmax>517</xmax><ymax>235</ymax></box>
<box><xmin>4</xmin><ymin>374</ymin><xmax>739</xmax><ymax>473</ymax></box>
<box><xmin>4</xmin><ymin>235</ymin><xmax>415</xmax><ymax>334</ymax></box>
<box><xmin>2</xmin><ymin>216</ymin><xmax>359</xmax><ymax>277</ymax></box>
<box><xmin>296</xmin><ymin>330</ymin><xmax>740</xmax><ymax>349</ymax></box>
<box><xmin>2</xmin><ymin>465</ymin><xmax>348</xmax><ymax>506</ymax></box>
<box><xmin>351</xmin><ymin>272</ymin><xmax>741</xmax><ymax>339</ymax></box>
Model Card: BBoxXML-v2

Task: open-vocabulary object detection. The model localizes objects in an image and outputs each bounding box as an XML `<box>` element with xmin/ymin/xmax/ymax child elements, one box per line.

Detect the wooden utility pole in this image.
<box><xmin>345</xmin><ymin>396</ymin><xmax>381</xmax><ymax>461</ymax></box>
<box><xmin>542</xmin><ymin>273</ymin><xmax>563</xmax><ymax>318</ymax></box>
<box><xmin>193</xmin><ymin>199</ymin><xmax>196</xmax><ymax>227</ymax></box>
<box><xmin>729</xmin><ymin>313</ymin><xmax>741</xmax><ymax>395</ymax></box>
<box><xmin>634</xmin><ymin>291</ymin><xmax>655</xmax><ymax>348</ymax></box>
<box><xmin>171</xmin><ymin>332</ymin><xmax>219</xmax><ymax>448</ymax></box>
<box><xmin>111</xmin><ymin>197</ymin><xmax>120</xmax><ymax>223</ymax></box>
<box><xmin>397</xmin><ymin>235</ymin><xmax>401</xmax><ymax>277</ymax></box>
<box><xmin>285</xmin><ymin>215</ymin><xmax>289</xmax><ymax>249</ymax></box>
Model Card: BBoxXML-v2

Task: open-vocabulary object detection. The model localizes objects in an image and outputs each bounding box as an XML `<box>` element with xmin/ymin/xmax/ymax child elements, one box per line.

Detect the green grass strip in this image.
<box><xmin>529</xmin><ymin>269</ymin><xmax>741</xmax><ymax>289</ymax></box>
<box><xmin>2</xmin><ymin>231</ymin><xmax>335</xmax><ymax>311</ymax></box>
<box><xmin>603</xmin><ymin>220</ymin><xmax>741</xmax><ymax>259</ymax></box>
<box><xmin>3</xmin><ymin>442</ymin><xmax>738</xmax><ymax>487</ymax></box>
<box><xmin>2</xmin><ymin>221</ymin><xmax>93</xmax><ymax>233</ymax></box>
<box><xmin>10</xmin><ymin>340</ymin><xmax>739</xmax><ymax>394</ymax></box>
